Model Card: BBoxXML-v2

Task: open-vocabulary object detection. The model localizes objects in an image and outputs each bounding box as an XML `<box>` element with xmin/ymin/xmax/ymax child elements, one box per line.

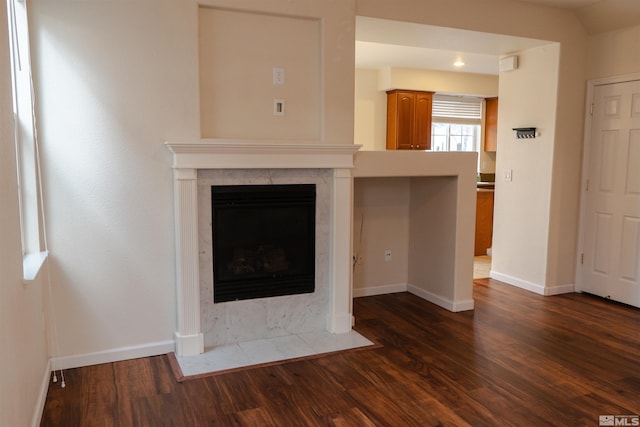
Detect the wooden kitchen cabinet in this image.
<box><xmin>386</xmin><ymin>90</ymin><xmax>434</xmax><ymax>150</ymax></box>
<box><xmin>484</xmin><ymin>97</ymin><xmax>498</xmax><ymax>152</ymax></box>
<box><xmin>475</xmin><ymin>189</ymin><xmax>494</xmax><ymax>256</ymax></box>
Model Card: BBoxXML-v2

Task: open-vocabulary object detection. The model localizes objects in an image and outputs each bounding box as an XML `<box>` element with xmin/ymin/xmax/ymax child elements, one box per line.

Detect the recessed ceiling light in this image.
<box><xmin>454</xmin><ymin>59</ymin><xmax>465</xmax><ymax>67</ymax></box>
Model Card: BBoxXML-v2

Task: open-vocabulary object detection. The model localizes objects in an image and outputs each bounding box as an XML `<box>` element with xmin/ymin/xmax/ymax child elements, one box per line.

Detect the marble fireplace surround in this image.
<box><xmin>166</xmin><ymin>140</ymin><xmax>361</xmax><ymax>357</ymax></box>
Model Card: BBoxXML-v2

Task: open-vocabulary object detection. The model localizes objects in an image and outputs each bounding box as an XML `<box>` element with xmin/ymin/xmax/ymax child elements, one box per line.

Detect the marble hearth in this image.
<box><xmin>166</xmin><ymin>140</ymin><xmax>361</xmax><ymax>357</ymax></box>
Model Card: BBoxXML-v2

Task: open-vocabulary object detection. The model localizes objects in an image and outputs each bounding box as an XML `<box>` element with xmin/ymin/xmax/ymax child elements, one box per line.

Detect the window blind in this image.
<box><xmin>432</xmin><ymin>95</ymin><xmax>482</xmax><ymax>120</ymax></box>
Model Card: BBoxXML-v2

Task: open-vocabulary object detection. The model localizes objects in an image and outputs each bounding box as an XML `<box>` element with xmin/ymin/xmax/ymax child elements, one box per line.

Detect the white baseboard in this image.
<box><xmin>50</xmin><ymin>340</ymin><xmax>175</xmax><ymax>371</ymax></box>
<box><xmin>490</xmin><ymin>271</ymin><xmax>575</xmax><ymax>296</ymax></box>
<box><xmin>544</xmin><ymin>283</ymin><xmax>575</xmax><ymax>295</ymax></box>
<box><xmin>32</xmin><ymin>358</ymin><xmax>52</xmax><ymax>427</ymax></box>
<box><xmin>451</xmin><ymin>298</ymin><xmax>475</xmax><ymax>311</ymax></box>
<box><xmin>407</xmin><ymin>284</ymin><xmax>474</xmax><ymax>312</ymax></box>
<box><xmin>353</xmin><ymin>283</ymin><xmax>407</xmax><ymax>298</ymax></box>
<box><xmin>353</xmin><ymin>282</ymin><xmax>474</xmax><ymax>312</ymax></box>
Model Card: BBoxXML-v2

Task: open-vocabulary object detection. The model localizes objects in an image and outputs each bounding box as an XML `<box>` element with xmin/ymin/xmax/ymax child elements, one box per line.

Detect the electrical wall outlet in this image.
<box><xmin>273</xmin><ymin>99</ymin><xmax>285</xmax><ymax>116</ymax></box>
<box><xmin>384</xmin><ymin>249</ymin><xmax>392</xmax><ymax>262</ymax></box>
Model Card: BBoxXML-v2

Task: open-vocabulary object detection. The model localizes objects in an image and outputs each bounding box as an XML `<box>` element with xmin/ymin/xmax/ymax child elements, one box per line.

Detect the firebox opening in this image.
<box><xmin>211</xmin><ymin>184</ymin><xmax>316</xmax><ymax>303</ymax></box>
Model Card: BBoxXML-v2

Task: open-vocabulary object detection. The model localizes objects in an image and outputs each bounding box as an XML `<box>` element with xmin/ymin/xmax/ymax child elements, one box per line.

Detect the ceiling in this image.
<box><xmin>355</xmin><ymin>0</ymin><xmax>640</xmax><ymax>75</ymax></box>
<box><xmin>355</xmin><ymin>17</ymin><xmax>554</xmax><ymax>75</ymax></box>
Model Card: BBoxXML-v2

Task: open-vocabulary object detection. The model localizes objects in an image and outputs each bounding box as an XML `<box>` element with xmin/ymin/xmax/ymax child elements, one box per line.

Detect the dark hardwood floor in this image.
<box><xmin>41</xmin><ymin>279</ymin><xmax>640</xmax><ymax>426</ymax></box>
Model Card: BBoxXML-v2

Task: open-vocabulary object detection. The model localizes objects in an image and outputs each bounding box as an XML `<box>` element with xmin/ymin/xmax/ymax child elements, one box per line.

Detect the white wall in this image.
<box><xmin>353</xmin><ymin>178</ymin><xmax>411</xmax><ymax>293</ymax></box>
<box><xmin>408</xmin><ymin>176</ymin><xmax>459</xmax><ymax>300</ymax></box>
<box><xmin>31</xmin><ymin>0</ymin><xmax>200</xmax><ymax>360</ymax></box>
<box><xmin>199</xmin><ymin>7</ymin><xmax>321</xmax><ymax>139</ymax></box>
<box><xmin>197</xmin><ymin>0</ymin><xmax>356</xmax><ymax>145</ymax></box>
<box><xmin>492</xmin><ymin>44</ymin><xmax>560</xmax><ymax>291</ymax></box>
<box><xmin>354</xmin><ymin>68</ymin><xmax>387</xmax><ymax>151</ymax></box>
<box><xmin>0</xmin><ymin>2</ymin><xmax>50</xmax><ymax>426</ymax></box>
<box><xmin>378</xmin><ymin>67</ymin><xmax>499</xmax><ymax>96</ymax></box>
<box><xmin>586</xmin><ymin>24</ymin><xmax>640</xmax><ymax>80</ymax></box>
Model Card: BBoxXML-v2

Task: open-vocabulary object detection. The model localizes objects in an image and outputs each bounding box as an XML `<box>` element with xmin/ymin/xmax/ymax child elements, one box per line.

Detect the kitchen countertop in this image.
<box><xmin>477</xmin><ymin>181</ymin><xmax>495</xmax><ymax>190</ymax></box>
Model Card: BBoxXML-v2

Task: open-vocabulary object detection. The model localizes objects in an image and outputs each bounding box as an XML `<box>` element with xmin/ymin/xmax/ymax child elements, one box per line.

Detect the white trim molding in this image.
<box><xmin>353</xmin><ymin>283</ymin><xmax>408</xmax><ymax>298</ymax></box>
<box><xmin>50</xmin><ymin>340</ymin><xmax>175</xmax><ymax>371</ymax></box>
<box><xmin>32</xmin><ymin>359</ymin><xmax>52</xmax><ymax>427</ymax></box>
<box><xmin>353</xmin><ymin>282</ymin><xmax>475</xmax><ymax>311</ymax></box>
<box><xmin>490</xmin><ymin>271</ymin><xmax>574</xmax><ymax>296</ymax></box>
<box><xmin>166</xmin><ymin>139</ymin><xmax>361</xmax><ymax>170</ymax></box>
<box><xmin>22</xmin><ymin>251</ymin><xmax>48</xmax><ymax>283</ymax></box>
<box><xmin>407</xmin><ymin>284</ymin><xmax>475</xmax><ymax>312</ymax></box>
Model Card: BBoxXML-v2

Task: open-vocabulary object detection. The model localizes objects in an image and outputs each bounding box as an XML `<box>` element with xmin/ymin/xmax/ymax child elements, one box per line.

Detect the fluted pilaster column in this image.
<box><xmin>328</xmin><ymin>167</ymin><xmax>354</xmax><ymax>333</ymax></box>
<box><xmin>173</xmin><ymin>168</ymin><xmax>204</xmax><ymax>356</ymax></box>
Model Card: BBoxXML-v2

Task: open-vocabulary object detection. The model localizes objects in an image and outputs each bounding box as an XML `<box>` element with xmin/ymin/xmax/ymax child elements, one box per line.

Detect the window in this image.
<box><xmin>432</xmin><ymin>123</ymin><xmax>480</xmax><ymax>152</ymax></box>
<box><xmin>6</xmin><ymin>0</ymin><xmax>47</xmax><ymax>280</ymax></box>
<box><xmin>431</xmin><ymin>95</ymin><xmax>483</xmax><ymax>169</ymax></box>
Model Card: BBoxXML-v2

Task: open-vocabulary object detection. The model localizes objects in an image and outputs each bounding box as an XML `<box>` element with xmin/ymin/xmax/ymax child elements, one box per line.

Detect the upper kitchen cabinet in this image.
<box><xmin>386</xmin><ymin>90</ymin><xmax>434</xmax><ymax>150</ymax></box>
<box><xmin>484</xmin><ymin>97</ymin><xmax>498</xmax><ymax>152</ymax></box>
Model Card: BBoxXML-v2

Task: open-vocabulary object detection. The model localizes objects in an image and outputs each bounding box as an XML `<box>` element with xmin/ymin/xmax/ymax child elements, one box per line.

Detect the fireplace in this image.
<box><xmin>211</xmin><ymin>184</ymin><xmax>316</xmax><ymax>302</ymax></box>
<box><xmin>165</xmin><ymin>140</ymin><xmax>360</xmax><ymax>356</ymax></box>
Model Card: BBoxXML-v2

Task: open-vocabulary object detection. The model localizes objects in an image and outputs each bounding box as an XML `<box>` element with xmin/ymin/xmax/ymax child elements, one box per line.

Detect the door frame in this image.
<box><xmin>575</xmin><ymin>72</ymin><xmax>640</xmax><ymax>293</ymax></box>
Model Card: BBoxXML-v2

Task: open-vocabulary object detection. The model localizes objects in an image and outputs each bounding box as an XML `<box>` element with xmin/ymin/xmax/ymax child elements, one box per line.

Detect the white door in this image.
<box><xmin>581</xmin><ymin>79</ymin><xmax>640</xmax><ymax>307</ymax></box>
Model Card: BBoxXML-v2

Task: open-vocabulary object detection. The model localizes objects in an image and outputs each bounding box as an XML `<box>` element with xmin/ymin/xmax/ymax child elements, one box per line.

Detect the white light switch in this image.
<box><xmin>273</xmin><ymin>67</ymin><xmax>285</xmax><ymax>85</ymax></box>
<box><xmin>503</xmin><ymin>169</ymin><xmax>513</xmax><ymax>182</ymax></box>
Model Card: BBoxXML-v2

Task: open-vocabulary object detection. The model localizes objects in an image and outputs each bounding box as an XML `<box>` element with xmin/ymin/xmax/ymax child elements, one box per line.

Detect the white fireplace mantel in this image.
<box><xmin>166</xmin><ymin>139</ymin><xmax>362</xmax><ymax>170</ymax></box>
<box><xmin>165</xmin><ymin>139</ymin><xmax>361</xmax><ymax>356</ymax></box>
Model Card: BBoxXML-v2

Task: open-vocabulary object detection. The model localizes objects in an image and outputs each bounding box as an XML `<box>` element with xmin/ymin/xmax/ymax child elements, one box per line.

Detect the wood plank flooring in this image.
<box><xmin>41</xmin><ymin>279</ymin><xmax>640</xmax><ymax>426</ymax></box>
